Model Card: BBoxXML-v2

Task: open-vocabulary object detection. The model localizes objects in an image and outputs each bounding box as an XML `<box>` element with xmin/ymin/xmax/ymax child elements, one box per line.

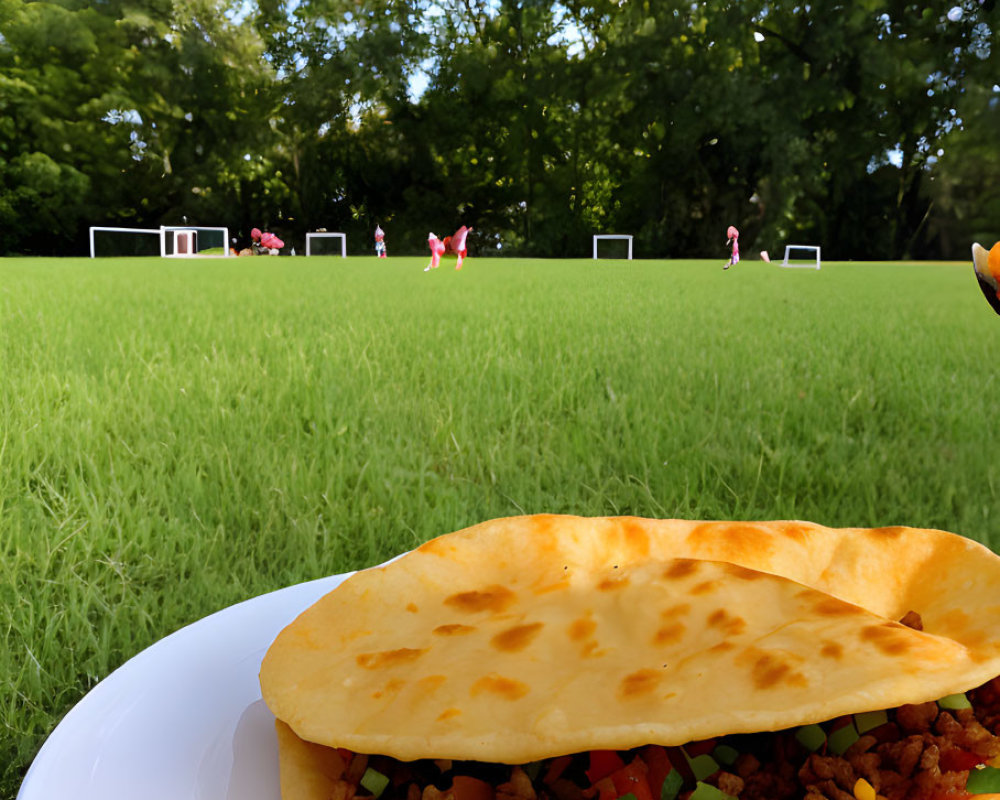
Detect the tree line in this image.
<box><xmin>1</xmin><ymin>0</ymin><xmax>998</xmax><ymax>259</ymax></box>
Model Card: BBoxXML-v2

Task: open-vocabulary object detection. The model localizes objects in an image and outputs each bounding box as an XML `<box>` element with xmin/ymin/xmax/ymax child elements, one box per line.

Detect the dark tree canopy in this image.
<box><xmin>1</xmin><ymin>0</ymin><xmax>997</xmax><ymax>258</ymax></box>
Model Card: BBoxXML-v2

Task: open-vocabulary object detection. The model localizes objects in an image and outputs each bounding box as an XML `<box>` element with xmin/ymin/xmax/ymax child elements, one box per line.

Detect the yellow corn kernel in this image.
<box><xmin>854</xmin><ymin>778</ymin><xmax>877</xmax><ymax>800</ymax></box>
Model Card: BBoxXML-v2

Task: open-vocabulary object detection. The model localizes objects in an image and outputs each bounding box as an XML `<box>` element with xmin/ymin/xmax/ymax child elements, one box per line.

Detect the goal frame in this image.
<box><xmin>160</xmin><ymin>226</ymin><xmax>231</xmax><ymax>258</ymax></box>
<box><xmin>89</xmin><ymin>225</ymin><xmax>233</xmax><ymax>258</ymax></box>
<box><xmin>305</xmin><ymin>232</ymin><xmax>347</xmax><ymax>257</ymax></box>
<box><xmin>780</xmin><ymin>245</ymin><xmax>821</xmax><ymax>270</ymax></box>
<box><xmin>593</xmin><ymin>234</ymin><xmax>633</xmax><ymax>260</ymax></box>
<box><xmin>89</xmin><ymin>226</ymin><xmax>162</xmax><ymax>258</ymax></box>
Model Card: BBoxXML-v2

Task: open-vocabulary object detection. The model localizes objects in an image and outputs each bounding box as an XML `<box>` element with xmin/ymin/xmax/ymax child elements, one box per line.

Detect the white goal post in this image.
<box><xmin>593</xmin><ymin>234</ymin><xmax>633</xmax><ymax>260</ymax></box>
<box><xmin>89</xmin><ymin>225</ymin><xmax>232</xmax><ymax>257</ymax></box>
<box><xmin>161</xmin><ymin>226</ymin><xmax>231</xmax><ymax>257</ymax></box>
<box><xmin>90</xmin><ymin>226</ymin><xmax>162</xmax><ymax>258</ymax></box>
<box><xmin>780</xmin><ymin>245</ymin><xmax>821</xmax><ymax>270</ymax></box>
<box><xmin>306</xmin><ymin>232</ymin><xmax>347</xmax><ymax>257</ymax></box>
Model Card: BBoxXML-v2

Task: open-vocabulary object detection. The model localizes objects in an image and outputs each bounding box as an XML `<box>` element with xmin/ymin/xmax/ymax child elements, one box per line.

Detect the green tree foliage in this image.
<box><xmin>1</xmin><ymin>0</ymin><xmax>997</xmax><ymax>257</ymax></box>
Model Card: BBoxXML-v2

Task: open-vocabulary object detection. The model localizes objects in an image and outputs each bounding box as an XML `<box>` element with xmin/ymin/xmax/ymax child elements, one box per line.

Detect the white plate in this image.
<box><xmin>17</xmin><ymin>572</ymin><xmax>351</xmax><ymax>800</ymax></box>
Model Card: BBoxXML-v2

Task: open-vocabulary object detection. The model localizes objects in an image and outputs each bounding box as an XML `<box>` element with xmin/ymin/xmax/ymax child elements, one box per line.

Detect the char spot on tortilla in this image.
<box><xmin>869</xmin><ymin>526</ymin><xmax>907</xmax><ymax>539</ymax></box>
<box><xmin>661</xmin><ymin>603</ymin><xmax>692</xmax><ymax>619</ymax></box>
<box><xmin>709</xmin><ymin>641</ymin><xmax>736</xmax><ymax>653</ymax></box>
<box><xmin>444</xmin><ymin>585</ymin><xmax>517</xmax><ymax>614</ymax></box>
<box><xmin>689</xmin><ymin>580</ymin><xmax>719</xmax><ymax>595</ymax></box>
<box><xmin>663</xmin><ymin>560</ymin><xmax>700</xmax><ymax>580</ymax></box>
<box><xmin>433</xmin><ymin>624</ymin><xmax>477</xmax><ymax>636</ymax></box>
<box><xmin>821</xmin><ymin>641</ymin><xmax>845</xmax><ymax>659</ymax></box>
<box><xmin>619</xmin><ymin>668</ymin><xmax>662</xmax><ymax>698</ymax></box>
<box><xmin>722</xmin><ymin>563</ymin><xmax>767</xmax><ymax>581</ymax></box>
<box><xmin>372</xmin><ymin>678</ymin><xmax>406</xmax><ymax>699</ymax></box>
<box><xmin>406</xmin><ymin>603</ymin><xmax>419</xmax><ymax>613</ymax></box>
<box><xmin>580</xmin><ymin>640</ymin><xmax>605</xmax><ymax>658</ymax></box>
<box><xmin>775</xmin><ymin>522</ymin><xmax>813</xmax><ymax>544</ymax></box>
<box><xmin>531</xmin><ymin>578</ymin><xmax>571</xmax><ymax>595</ymax></box>
<box><xmin>491</xmin><ymin>622</ymin><xmax>545</xmax><ymax>653</ymax></box>
<box><xmin>860</xmin><ymin>623</ymin><xmax>913</xmax><ymax>655</ymax></box>
<box><xmin>751</xmin><ymin>652</ymin><xmax>808</xmax><ymax>690</ymax></box>
<box><xmin>687</xmin><ymin>522</ymin><xmax>776</xmax><ymax>561</ymax></box>
<box><xmin>620</xmin><ymin>518</ymin><xmax>652</xmax><ymax>556</ymax></box>
<box><xmin>471</xmin><ymin>674</ymin><xmax>530</xmax><ymax>701</ymax></box>
<box><xmin>417</xmin><ymin>675</ymin><xmax>448</xmax><ymax>692</ymax></box>
<box><xmin>813</xmin><ymin>597</ymin><xmax>865</xmax><ymax>616</ymax></box>
<box><xmin>598</xmin><ymin>575</ymin><xmax>630</xmax><ymax>591</ymax></box>
<box><xmin>356</xmin><ymin>648</ymin><xmax>428</xmax><ymax>670</ymax></box>
<box><xmin>568</xmin><ymin>615</ymin><xmax>597</xmax><ymax>642</ymax></box>
<box><xmin>707</xmin><ymin>608</ymin><xmax>747</xmax><ymax>635</ymax></box>
<box><xmin>653</xmin><ymin>621</ymin><xmax>686</xmax><ymax>646</ymax></box>
<box><xmin>436</xmin><ymin>708</ymin><xmax>462</xmax><ymax>721</ymax></box>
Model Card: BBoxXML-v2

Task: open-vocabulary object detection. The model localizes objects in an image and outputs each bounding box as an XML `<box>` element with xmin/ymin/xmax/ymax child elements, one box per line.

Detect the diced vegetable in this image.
<box><xmin>940</xmin><ymin>749</ymin><xmax>984</xmax><ymax>772</ymax></box>
<box><xmin>684</xmin><ymin>753</ymin><xmax>720</xmax><ymax>782</ymax></box>
<box><xmin>451</xmin><ymin>776</ymin><xmax>495</xmax><ymax>800</ymax></box>
<box><xmin>854</xmin><ymin>710</ymin><xmax>888</xmax><ymax>734</ymax></box>
<box><xmin>361</xmin><ymin>767</ymin><xmax>390</xmax><ymax>798</ymax></box>
<box><xmin>853</xmin><ymin>777</ymin><xmax>877</xmax><ymax>800</ymax></box>
<box><xmin>712</xmin><ymin>745</ymin><xmax>739</xmax><ymax>767</ymax></box>
<box><xmin>660</xmin><ymin>769</ymin><xmax>684</xmax><ymax>800</ymax></box>
<box><xmin>688</xmin><ymin>782</ymin><xmax>736</xmax><ymax>800</ymax></box>
<box><xmin>795</xmin><ymin>724</ymin><xmax>827</xmax><ymax>752</ymax></box>
<box><xmin>543</xmin><ymin>755</ymin><xmax>574</xmax><ymax>785</ymax></box>
<box><xmin>587</xmin><ymin>751</ymin><xmax>627</xmax><ymax>783</ymax></box>
<box><xmin>641</xmin><ymin>745</ymin><xmax>674</xmax><ymax>799</ymax></box>
<box><xmin>609</xmin><ymin>758</ymin><xmax>655</xmax><ymax>800</ymax></box>
<box><xmin>965</xmin><ymin>765</ymin><xmax>1000</xmax><ymax>794</ymax></box>
<box><xmin>828</xmin><ymin>723</ymin><xmax>860</xmax><ymax>755</ymax></box>
<box><xmin>938</xmin><ymin>693</ymin><xmax>973</xmax><ymax>710</ymax></box>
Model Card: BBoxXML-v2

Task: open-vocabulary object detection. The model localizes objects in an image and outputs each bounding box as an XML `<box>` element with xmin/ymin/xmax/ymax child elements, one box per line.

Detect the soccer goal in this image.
<box><xmin>593</xmin><ymin>234</ymin><xmax>633</xmax><ymax>260</ymax></box>
<box><xmin>89</xmin><ymin>226</ymin><xmax>164</xmax><ymax>258</ymax></box>
<box><xmin>780</xmin><ymin>245</ymin><xmax>821</xmax><ymax>270</ymax></box>
<box><xmin>89</xmin><ymin>226</ymin><xmax>232</xmax><ymax>257</ymax></box>
<box><xmin>161</xmin><ymin>226</ymin><xmax>231</xmax><ymax>257</ymax></box>
<box><xmin>306</xmin><ymin>232</ymin><xmax>347</xmax><ymax>257</ymax></box>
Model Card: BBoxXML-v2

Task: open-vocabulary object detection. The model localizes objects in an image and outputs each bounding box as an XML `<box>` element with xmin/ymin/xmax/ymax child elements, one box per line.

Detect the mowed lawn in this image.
<box><xmin>2</xmin><ymin>254</ymin><xmax>999</xmax><ymax>795</ymax></box>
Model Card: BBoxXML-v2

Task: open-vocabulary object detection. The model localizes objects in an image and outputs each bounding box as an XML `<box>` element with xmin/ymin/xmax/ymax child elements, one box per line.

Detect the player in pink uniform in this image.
<box><xmin>424</xmin><ymin>226</ymin><xmax>471</xmax><ymax>271</ymax></box>
<box><xmin>724</xmin><ymin>225</ymin><xmax>739</xmax><ymax>270</ymax></box>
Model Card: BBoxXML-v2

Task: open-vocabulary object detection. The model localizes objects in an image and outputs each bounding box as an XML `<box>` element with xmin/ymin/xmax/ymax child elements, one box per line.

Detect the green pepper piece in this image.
<box><xmin>685</xmin><ymin>754</ymin><xmax>720</xmax><ymax>782</ymax></box>
<box><xmin>660</xmin><ymin>769</ymin><xmax>684</xmax><ymax>800</ymax></box>
<box><xmin>794</xmin><ymin>724</ymin><xmax>826</xmax><ymax>752</ymax></box>
<box><xmin>688</xmin><ymin>782</ymin><xmax>737</xmax><ymax>800</ymax></box>
<box><xmin>618</xmin><ymin>793</ymin><xmax>638</xmax><ymax>800</ymax></box>
<box><xmin>854</xmin><ymin>710</ymin><xmax>888</xmax><ymax>734</ymax></box>
<box><xmin>966</xmin><ymin>765</ymin><xmax>1000</xmax><ymax>794</ymax></box>
<box><xmin>938</xmin><ymin>693</ymin><xmax>973</xmax><ymax>710</ymax></box>
<box><xmin>361</xmin><ymin>767</ymin><xmax>390</xmax><ymax>798</ymax></box>
<box><xmin>712</xmin><ymin>745</ymin><xmax>739</xmax><ymax>767</ymax></box>
<box><xmin>828</xmin><ymin>723</ymin><xmax>860</xmax><ymax>756</ymax></box>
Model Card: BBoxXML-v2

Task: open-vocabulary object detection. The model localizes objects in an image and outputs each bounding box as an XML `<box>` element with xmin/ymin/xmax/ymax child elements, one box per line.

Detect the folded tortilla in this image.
<box><xmin>260</xmin><ymin>516</ymin><xmax>1000</xmax><ymax>767</ymax></box>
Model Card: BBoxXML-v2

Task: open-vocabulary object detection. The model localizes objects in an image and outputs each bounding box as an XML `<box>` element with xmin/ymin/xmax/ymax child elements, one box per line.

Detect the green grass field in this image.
<box><xmin>2</xmin><ymin>254</ymin><xmax>998</xmax><ymax>797</ymax></box>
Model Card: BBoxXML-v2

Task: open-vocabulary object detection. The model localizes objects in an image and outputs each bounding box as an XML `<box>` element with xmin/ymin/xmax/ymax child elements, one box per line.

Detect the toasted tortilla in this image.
<box><xmin>260</xmin><ymin>516</ymin><xmax>1000</xmax><ymax>764</ymax></box>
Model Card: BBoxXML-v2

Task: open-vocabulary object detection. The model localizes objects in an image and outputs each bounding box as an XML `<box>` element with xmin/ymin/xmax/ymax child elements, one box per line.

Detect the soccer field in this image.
<box><xmin>1</xmin><ymin>254</ymin><xmax>998</xmax><ymax>795</ymax></box>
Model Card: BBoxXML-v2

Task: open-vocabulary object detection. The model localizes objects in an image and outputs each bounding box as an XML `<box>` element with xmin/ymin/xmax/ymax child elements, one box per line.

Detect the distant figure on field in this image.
<box><xmin>972</xmin><ymin>241</ymin><xmax>1000</xmax><ymax>315</ymax></box>
<box><xmin>724</xmin><ymin>225</ymin><xmax>739</xmax><ymax>270</ymax></box>
<box><xmin>375</xmin><ymin>225</ymin><xmax>387</xmax><ymax>258</ymax></box>
<box><xmin>424</xmin><ymin>226</ymin><xmax>471</xmax><ymax>271</ymax></box>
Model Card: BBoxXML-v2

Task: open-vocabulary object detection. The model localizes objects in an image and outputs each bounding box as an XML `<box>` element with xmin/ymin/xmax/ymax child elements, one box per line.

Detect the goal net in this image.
<box><xmin>89</xmin><ymin>226</ymin><xmax>163</xmax><ymax>258</ymax></box>
<box><xmin>780</xmin><ymin>245</ymin><xmax>822</xmax><ymax>270</ymax></box>
<box><xmin>161</xmin><ymin>226</ymin><xmax>230</xmax><ymax>257</ymax></box>
<box><xmin>593</xmin><ymin>234</ymin><xmax>633</xmax><ymax>260</ymax></box>
<box><xmin>89</xmin><ymin>226</ymin><xmax>232</xmax><ymax>257</ymax></box>
<box><xmin>306</xmin><ymin>232</ymin><xmax>347</xmax><ymax>257</ymax></box>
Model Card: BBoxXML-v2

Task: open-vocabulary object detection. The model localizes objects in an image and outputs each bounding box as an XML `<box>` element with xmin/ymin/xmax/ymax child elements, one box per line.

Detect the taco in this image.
<box><xmin>259</xmin><ymin>516</ymin><xmax>1000</xmax><ymax>800</ymax></box>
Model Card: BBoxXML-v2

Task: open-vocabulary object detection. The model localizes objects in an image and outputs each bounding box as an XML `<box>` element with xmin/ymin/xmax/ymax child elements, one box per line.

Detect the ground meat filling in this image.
<box><xmin>329</xmin><ymin>676</ymin><xmax>1000</xmax><ymax>800</ymax></box>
